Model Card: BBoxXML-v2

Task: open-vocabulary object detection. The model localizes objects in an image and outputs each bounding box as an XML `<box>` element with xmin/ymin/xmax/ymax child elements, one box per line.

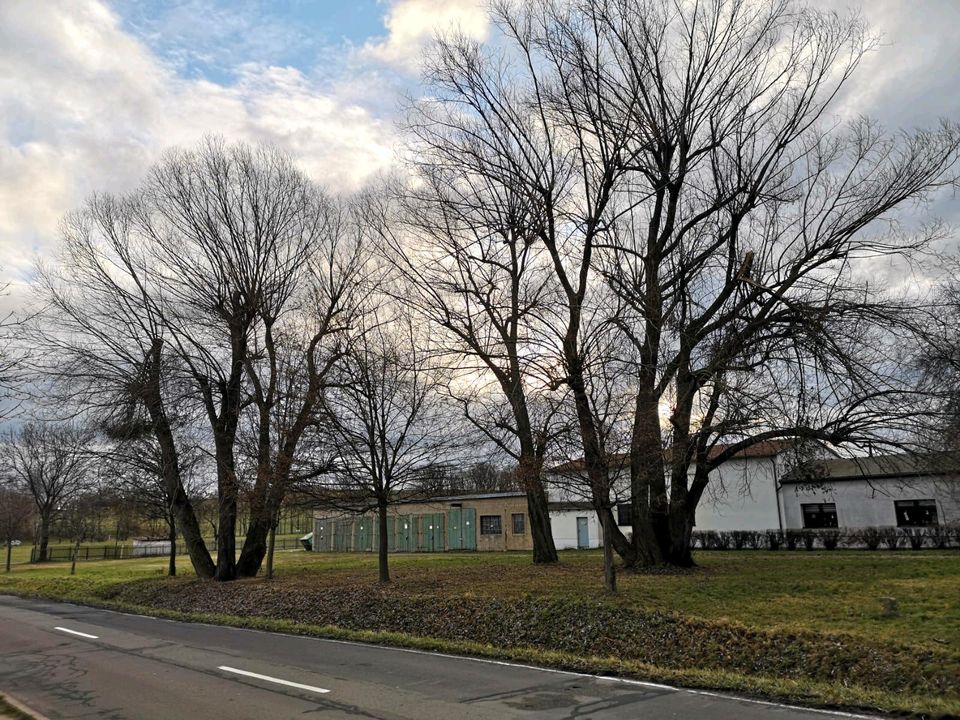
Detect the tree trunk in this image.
<box><xmin>601</xmin><ymin>510</ymin><xmax>616</xmax><ymax>593</ymax></box>
<box><xmin>37</xmin><ymin>515</ymin><xmax>50</xmax><ymax>563</ymax></box>
<box><xmin>167</xmin><ymin>514</ymin><xmax>177</xmax><ymax>577</ymax></box>
<box><xmin>5</xmin><ymin>540</ymin><xmax>11</xmax><ymax>573</ymax></box>
<box><xmin>237</xmin><ymin>479</ymin><xmax>284</xmax><ymax>578</ymax></box>
<box><xmin>213</xmin><ymin>432</ymin><xmax>239</xmax><ymax>581</ymax></box>
<box><xmin>518</xmin><ymin>455</ymin><xmax>557</xmax><ymax>564</ymax></box>
<box><xmin>142</xmin><ymin>340</ymin><xmax>216</xmax><ymax>578</ymax></box>
<box><xmin>377</xmin><ymin>501</ymin><xmax>390</xmax><ymax>584</ymax></box>
<box><xmin>70</xmin><ymin>538</ymin><xmax>80</xmax><ymax>575</ymax></box>
<box><xmin>216</xmin><ymin>489</ymin><xmax>237</xmax><ymax>581</ymax></box>
<box><xmin>265</xmin><ymin>516</ymin><xmax>277</xmax><ymax>580</ymax></box>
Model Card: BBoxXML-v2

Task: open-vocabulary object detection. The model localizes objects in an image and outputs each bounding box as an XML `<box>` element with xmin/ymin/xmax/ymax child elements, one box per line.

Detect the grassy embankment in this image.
<box><xmin>1</xmin><ymin>549</ymin><xmax>958</xmax><ymax>718</ymax></box>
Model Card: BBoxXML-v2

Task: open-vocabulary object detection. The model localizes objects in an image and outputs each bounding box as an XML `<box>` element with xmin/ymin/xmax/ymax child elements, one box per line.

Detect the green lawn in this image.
<box><xmin>2</xmin><ymin>549</ymin><xmax>958</xmax><ymax>717</ymax></box>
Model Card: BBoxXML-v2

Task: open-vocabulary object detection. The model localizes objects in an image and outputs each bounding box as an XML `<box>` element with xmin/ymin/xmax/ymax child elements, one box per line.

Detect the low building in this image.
<box><xmin>311</xmin><ymin>450</ymin><xmax>960</xmax><ymax>554</ymax></box>
<box><xmin>313</xmin><ymin>493</ymin><xmax>534</xmax><ymax>553</ymax></box>
<box><xmin>781</xmin><ymin>454</ymin><xmax>960</xmax><ymax>530</ymax></box>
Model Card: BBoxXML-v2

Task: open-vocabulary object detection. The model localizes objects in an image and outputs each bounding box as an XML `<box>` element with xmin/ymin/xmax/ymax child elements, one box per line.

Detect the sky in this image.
<box><xmin>1</xmin><ymin>0</ymin><xmax>959</xmax><ymax>309</ymax></box>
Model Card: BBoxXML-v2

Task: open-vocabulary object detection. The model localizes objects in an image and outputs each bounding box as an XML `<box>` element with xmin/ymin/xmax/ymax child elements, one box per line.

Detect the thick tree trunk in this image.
<box><xmin>265</xmin><ymin>516</ymin><xmax>277</xmax><ymax>580</ymax></box>
<box><xmin>237</xmin><ymin>506</ymin><xmax>272</xmax><ymax>577</ymax></box>
<box><xmin>37</xmin><ymin>515</ymin><xmax>50</xmax><ymax>563</ymax></box>
<box><xmin>377</xmin><ymin>501</ymin><xmax>390</xmax><ymax>584</ymax></box>
<box><xmin>143</xmin><ymin>341</ymin><xmax>215</xmax><ymax>579</ymax></box>
<box><xmin>215</xmin><ymin>489</ymin><xmax>237</xmax><ymax>581</ymax></box>
<box><xmin>237</xmin><ymin>476</ymin><xmax>285</xmax><ymax>577</ymax></box>
<box><xmin>518</xmin><ymin>454</ymin><xmax>557</xmax><ymax>564</ymax></box>
<box><xmin>213</xmin><ymin>430</ymin><xmax>239</xmax><ymax>581</ymax></box>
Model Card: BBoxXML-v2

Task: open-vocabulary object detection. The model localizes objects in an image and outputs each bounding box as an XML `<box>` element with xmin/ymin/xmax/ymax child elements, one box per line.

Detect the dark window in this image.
<box><xmin>616</xmin><ymin>504</ymin><xmax>632</xmax><ymax>527</ymax></box>
<box><xmin>511</xmin><ymin>513</ymin><xmax>525</xmax><ymax>534</ymax></box>
<box><xmin>480</xmin><ymin>515</ymin><xmax>502</xmax><ymax>535</ymax></box>
<box><xmin>801</xmin><ymin>503</ymin><xmax>838</xmax><ymax>529</ymax></box>
<box><xmin>895</xmin><ymin>499</ymin><xmax>939</xmax><ymax>527</ymax></box>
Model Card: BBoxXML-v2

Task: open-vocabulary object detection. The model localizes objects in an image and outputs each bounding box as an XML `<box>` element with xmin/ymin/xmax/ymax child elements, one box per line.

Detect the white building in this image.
<box><xmin>544</xmin><ymin>444</ymin><xmax>960</xmax><ymax>548</ymax></box>
<box><xmin>779</xmin><ymin>454</ymin><xmax>960</xmax><ymax>530</ymax></box>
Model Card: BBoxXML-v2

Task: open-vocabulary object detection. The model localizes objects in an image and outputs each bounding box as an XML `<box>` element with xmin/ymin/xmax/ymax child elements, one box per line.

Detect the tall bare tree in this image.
<box><xmin>0</xmin><ymin>422</ymin><xmax>93</xmax><ymax>562</ymax></box>
<box><xmin>30</xmin><ymin>193</ymin><xmax>217</xmax><ymax>578</ymax></box>
<box><xmin>0</xmin><ymin>484</ymin><xmax>33</xmax><ymax>572</ymax></box>
<box><xmin>319</xmin><ymin>313</ymin><xmax>463</xmax><ymax>583</ymax></box>
<box><xmin>418</xmin><ymin>0</ymin><xmax>960</xmax><ymax>576</ymax></box>
<box><xmin>136</xmin><ymin>138</ymin><xmax>318</xmax><ymax>580</ymax></box>
<box><xmin>235</xmin><ymin>196</ymin><xmax>368</xmax><ymax>577</ymax></box>
<box><xmin>378</xmin><ymin>170</ymin><xmax>563</xmax><ymax>563</ymax></box>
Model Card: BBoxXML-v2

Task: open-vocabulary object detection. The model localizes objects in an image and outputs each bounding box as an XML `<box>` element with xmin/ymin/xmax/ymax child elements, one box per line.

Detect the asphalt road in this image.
<box><xmin>0</xmin><ymin>595</ymin><xmax>880</xmax><ymax>720</ymax></box>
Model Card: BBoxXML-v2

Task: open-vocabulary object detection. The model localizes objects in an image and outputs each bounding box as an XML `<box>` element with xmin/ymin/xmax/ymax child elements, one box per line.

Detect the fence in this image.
<box><xmin>30</xmin><ymin>543</ymin><xmax>170</xmax><ymax>563</ymax></box>
<box><xmin>26</xmin><ymin>536</ymin><xmax>306</xmax><ymax>564</ymax></box>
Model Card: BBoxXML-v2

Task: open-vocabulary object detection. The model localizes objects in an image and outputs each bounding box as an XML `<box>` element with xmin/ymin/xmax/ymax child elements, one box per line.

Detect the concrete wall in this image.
<box><xmin>694</xmin><ymin>458</ymin><xmax>782</xmax><ymax>531</ymax></box>
<box><xmin>781</xmin><ymin>476</ymin><xmax>960</xmax><ymax>529</ymax></box>
<box><xmin>549</xmin><ymin>510</ymin><xmax>601</xmax><ymax>549</ymax></box>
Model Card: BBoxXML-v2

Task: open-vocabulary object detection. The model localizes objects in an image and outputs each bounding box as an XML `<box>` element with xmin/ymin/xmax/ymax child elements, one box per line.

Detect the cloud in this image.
<box><xmin>363</xmin><ymin>0</ymin><xmax>490</xmax><ymax>71</ymax></box>
<box><xmin>0</xmin><ymin>0</ymin><xmax>395</xmax><ymax>292</ymax></box>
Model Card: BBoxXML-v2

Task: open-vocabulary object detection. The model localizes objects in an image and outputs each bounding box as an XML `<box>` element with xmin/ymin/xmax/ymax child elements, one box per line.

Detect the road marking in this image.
<box><xmin>217</xmin><ymin>666</ymin><xmax>330</xmax><ymax>694</ymax></box>
<box><xmin>54</xmin><ymin>626</ymin><xmax>99</xmax><ymax>639</ymax></box>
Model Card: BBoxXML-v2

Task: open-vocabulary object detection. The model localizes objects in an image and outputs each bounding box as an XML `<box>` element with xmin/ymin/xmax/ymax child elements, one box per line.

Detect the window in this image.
<box><xmin>616</xmin><ymin>504</ymin><xmax>633</xmax><ymax>527</ymax></box>
<box><xmin>480</xmin><ymin>515</ymin><xmax>502</xmax><ymax>535</ymax></box>
<box><xmin>511</xmin><ymin>513</ymin><xmax>525</xmax><ymax>534</ymax></box>
<box><xmin>895</xmin><ymin>499</ymin><xmax>939</xmax><ymax>527</ymax></box>
<box><xmin>801</xmin><ymin>503</ymin><xmax>838</xmax><ymax>529</ymax></box>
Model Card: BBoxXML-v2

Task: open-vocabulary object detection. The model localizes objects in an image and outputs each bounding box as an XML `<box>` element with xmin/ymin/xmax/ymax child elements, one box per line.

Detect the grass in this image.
<box><xmin>2</xmin><ymin>549</ymin><xmax>958</xmax><ymax>717</ymax></box>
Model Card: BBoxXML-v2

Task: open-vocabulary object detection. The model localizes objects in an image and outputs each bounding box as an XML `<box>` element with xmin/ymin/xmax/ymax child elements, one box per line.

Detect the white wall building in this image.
<box><xmin>544</xmin><ymin>445</ymin><xmax>960</xmax><ymax>548</ymax></box>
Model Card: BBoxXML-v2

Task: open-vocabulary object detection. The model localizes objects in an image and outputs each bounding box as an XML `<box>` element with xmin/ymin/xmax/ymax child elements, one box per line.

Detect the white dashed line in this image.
<box><xmin>217</xmin><ymin>666</ymin><xmax>330</xmax><ymax>694</ymax></box>
<box><xmin>54</xmin><ymin>626</ymin><xmax>99</xmax><ymax>639</ymax></box>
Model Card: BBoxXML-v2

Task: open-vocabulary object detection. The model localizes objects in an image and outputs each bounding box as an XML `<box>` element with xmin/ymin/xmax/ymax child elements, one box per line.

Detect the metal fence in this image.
<box><xmin>26</xmin><ymin>536</ymin><xmax>306</xmax><ymax>564</ymax></box>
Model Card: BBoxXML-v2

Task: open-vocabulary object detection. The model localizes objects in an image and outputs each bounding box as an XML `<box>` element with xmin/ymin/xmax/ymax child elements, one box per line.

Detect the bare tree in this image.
<box><xmin>0</xmin><ymin>422</ymin><xmax>93</xmax><ymax>562</ymax></box>
<box><xmin>417</xmin><ymin>0</ymin><xmax>960</xmax><ymax>577</ymax></box>
<box><xmin>30</xmin><ymin>193</ymin><xmax>217</xmax><ymax>578</ymax></box>
<box><xmin>319</xmin><ymin>313</ymin><xmax>464</xmax><ymax>583</ymax></box>
<box><xmin>377</xmin><ymin>171</ymin><xmax>563</xmax><ymax>563</ymax></box>
<box><xmin>0</xmin><ymin>484</ymin><xmax>33</xmax><ymax>572</ymax></box>
<box><xmin>235</xmin><ymin>196</ymin><xmax>367</xmax><ymax>578</ymax></box>
<box><xmin>32</xmin><ymin>138</ymin><xmax>329</xmax><ymax>581</ymax></box>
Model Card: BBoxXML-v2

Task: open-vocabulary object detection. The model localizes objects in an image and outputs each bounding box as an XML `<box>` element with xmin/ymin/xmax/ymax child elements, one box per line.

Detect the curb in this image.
<box><xmin>0</xmin><ymin>693</ymin><xmax>49</xmax><ymax>720</ymax></box>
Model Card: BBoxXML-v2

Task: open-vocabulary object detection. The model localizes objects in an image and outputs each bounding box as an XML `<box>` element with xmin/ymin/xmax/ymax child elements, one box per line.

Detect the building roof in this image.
<box><xmin>413</xmin><ymin>491</ymin><xmax>526</xmax><ymax>502</ymax></box>
<box><xmin>781</xmin><ymin>452</ymin><xmax>960</xmax><ymax>484</ymax></box>
<box><xmin>548</xmin><ymin>439</ymin><xmax>795</xmax><ymax>474</ymax></box>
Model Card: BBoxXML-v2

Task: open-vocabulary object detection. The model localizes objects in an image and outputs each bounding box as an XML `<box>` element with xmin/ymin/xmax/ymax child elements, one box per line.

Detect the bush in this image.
<box><xmin>818</xmin><ymin>530</ymin><xmax>841</xmax><ymax>550</ymax></box>
<box><xmin>785</xmin><ymin>530</ymin><xmax>802</xmax><ymax>551</ymax></box>
<box><xmin>928</xmin><ymin>525</ymin><xmax>951</xmax><ymax>549</ymax></box>
<box><xmin>765</xmin><ymin>531</ymin><xmax>782</xmax><ymax>551</ymax></box>
<box><xmin>903</xmin><ymin>528</ymin><xmax>926</xmax><ymax>550</ymax></box>
<box><xmin>731</xmin><ymin>530</ymin><xmax>762</xmax><ymax>550</ymax></box>
<box><xmin>854</xmin><ymin>526</ymin><xmax>882</xmax><ymax>551</ymax></box>
<box><xmin>802</xmin><ymin>531</ymin><xmax>817</xmax><ymax>551</ymax></box>
<box><xmin>713</xmin><ymin>531</ymin><xmax>732</xmax><ymax>550</ymax></box>
<box><xmin>878</xmin><ymin>527</ymin><xmax>902</xmax><ymax>551</ymax></box>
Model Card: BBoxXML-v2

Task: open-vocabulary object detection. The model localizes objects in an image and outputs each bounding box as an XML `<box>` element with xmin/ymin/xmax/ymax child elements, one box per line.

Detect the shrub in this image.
<box><xmin>878</xmin><ymin>527</ymin><xmax>902</xmax><ymax>551</ymax></box>
<box><xmin>928</xmin><ymin>525</ymin><xmax>951</xmax><ymax>549</ymax></box>
<box><xmin>765</xmin><ymin>531</ymin><xmax>782</xmax><ymax>550</ymax></box>
<box><xmin>801</xmin><ymin>531</ymin><xmax>817</xmax><ymax>551</ymax></box>
<box><xmin>785</xmin><ymin>530</ymin><xmax>802</xmax><ymax>551</ymax></box>
<box><xmin>903</xmin><ymin>528</ymin><xmax>926</xmax><ymax>550</ymax></box>
<box><xmin>731</xmin><ymin>530</ymin><xmax>762</xmax><ymax>550</ymax></box>
<box><xmin>818</xmin><ymin>530</ymin><xmax>841</xmax><ymax>550</ymax></box>
<box><xmin>857</xmin><ymin>526</ymin><xmax>883</xmax><ymax>551</ymax></box>
<box><xmin>713</xmin><ymin>531</ymin><xmax>732</xmax><ymax>550</ymax></box>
